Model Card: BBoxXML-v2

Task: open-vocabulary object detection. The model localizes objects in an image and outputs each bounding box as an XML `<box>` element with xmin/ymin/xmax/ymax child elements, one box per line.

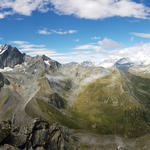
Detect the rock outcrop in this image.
<box><xmin>0</xmin><ymin>73</ymin><xmax>10</xmax><ymax>90</ymax></box>
<box><xmin>0</xmin><ymin>119</ymin><xmax>76</xmax><ymax>150</ymax></box>
<box><xmin>0</xmin><ymin>121</ymin><xmax>11</xmax><ymax>143</ymax></box>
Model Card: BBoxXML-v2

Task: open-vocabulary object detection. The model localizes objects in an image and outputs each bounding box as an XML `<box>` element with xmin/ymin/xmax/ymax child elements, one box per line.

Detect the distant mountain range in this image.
<box><xmin>0</xmin><ymin>44</ymin><xmax>148</xmax><ymax>71</ymax></box>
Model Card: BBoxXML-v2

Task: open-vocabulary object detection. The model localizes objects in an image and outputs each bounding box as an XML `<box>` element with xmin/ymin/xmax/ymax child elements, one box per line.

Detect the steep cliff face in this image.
<box><xmin>0</xmin><ymin>45</ymin><xmax>25</xmax><ymax>69</ymax></box>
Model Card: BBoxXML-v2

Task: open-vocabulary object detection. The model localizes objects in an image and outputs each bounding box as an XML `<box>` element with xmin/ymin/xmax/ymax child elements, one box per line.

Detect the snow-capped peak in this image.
<box><xmin>115</xmin><ymin>57</ymin><xmax>134</xmax><ymax>71</ymax></box>
<box><xmin>116</xmin><ymin>58</ymin><xmax>131</xmax><ymax>65</ymax></box>
<box><xmin>0</xmin><ymin>44</ymin><xmax>10</xmax><ymax>55</ymax></box>
<box><xmin>80</xmin><ymin>61</ymin><xmax>93</xmax><ymax>66</ymax></box>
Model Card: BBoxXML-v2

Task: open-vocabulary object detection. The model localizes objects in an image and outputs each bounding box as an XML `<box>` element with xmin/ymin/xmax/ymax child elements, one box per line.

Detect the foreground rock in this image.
<box><xmin>0</xmin><ymin>121</ymin><xmax>11</xmax><ymax>143</ymax></box>
<box><xmin>0</xmin><ymin>119</ymin><xmax>77</xmax><ymax>150</ymax></box>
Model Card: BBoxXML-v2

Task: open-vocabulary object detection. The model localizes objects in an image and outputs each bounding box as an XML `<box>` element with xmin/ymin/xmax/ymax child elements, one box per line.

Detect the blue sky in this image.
<box><xmin>0</xmin><ymin>0</ymin><xmax>150</xmax><ymax>65</ymax></box>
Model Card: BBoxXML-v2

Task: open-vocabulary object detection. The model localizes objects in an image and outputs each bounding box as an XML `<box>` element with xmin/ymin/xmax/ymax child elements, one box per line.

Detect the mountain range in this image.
<box><xmin>1</xmin><ymin>44</ymin><xmax>150</xmax><ymax>149</ymax></box>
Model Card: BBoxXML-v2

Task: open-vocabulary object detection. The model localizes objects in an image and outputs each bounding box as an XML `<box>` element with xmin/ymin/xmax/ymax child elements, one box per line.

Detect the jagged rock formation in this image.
<box><xmin>0</xmin><ymin>44</ymin><xmax>25</xmax><ymax>69</ymax></box>
<box><xmin>0</xmin><ymin>119</ymin><xmax>76</xmax><ymax>150</ymax></box>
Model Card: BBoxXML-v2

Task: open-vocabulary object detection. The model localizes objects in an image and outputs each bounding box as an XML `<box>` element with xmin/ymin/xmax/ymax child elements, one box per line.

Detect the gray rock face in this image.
<box><xmin>0</xmin><ymin>44</ymin><xmax>25</xmax><ymax>69</ymax></box>
<box><xmin>0</xmin><ymin>121</ymin><xmax>11</xmax><ymax>143</ymax></box>
<box><xmin>0</xmin><ymin>119</ymin><xmax>76</xmax><ymax>150</ymax></box>
<box><xmin>23</xmin><ymin>54</ymin><xmax>61</xmax><ymax>76</ymax></box>
<box><xmin>0</xmin><ymin>73</ymin><xmax>10</xmax><ymax>90</ymax></box>
<box><xmin>0</xmin><ymin>73</ymin><xmax>4</xmax><ymax>89</ymax></box>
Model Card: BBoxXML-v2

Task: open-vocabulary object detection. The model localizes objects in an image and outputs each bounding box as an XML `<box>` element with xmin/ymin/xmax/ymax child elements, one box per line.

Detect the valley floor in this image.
<box><xmin>73</xmin><ymin>131</ymin><xmax>150</xmax><ymax>150</ymax></box>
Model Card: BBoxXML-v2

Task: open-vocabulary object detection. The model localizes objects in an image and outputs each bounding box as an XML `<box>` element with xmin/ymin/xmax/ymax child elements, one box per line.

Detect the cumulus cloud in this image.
<box><xmin>75</xmin><ymin>38</ymin><xmax>122</xmax><ymax>52</ymax></box>
<box><xmin>98</xmin><ymin>38</ymin><xmax>122</xmax><ymax>49</ymax></box>
<box><xmin>131</xmin><ymin>32</ymin><xmax>150</xmax><ymax>38</ymax></box>
<box><xmin>53</xmin><ymin>42</ymin><xmax>150</xmax><ymax>67</ymax></box>
<box><xmin>75</xmin><ymin>44</ymin><xmax>103</xmax><ymax>52</ymax></box>
<box><xmin>0</xmin><ymin>0</ymin><xmax>50</xmax><ymax>18</ymax></box>
<box><xmin>0</xmin><ymin>0</ymin><xmax>150</xmax><ymax>19</ymax></box>
<box><xmin>70</xmin><ymin>38</ymin><xmax>150</xmax><ymax>67</ymax></box>
<box><xmin>50</xmin><ymin>0</ymin><xmax>150</xmax><ymax>19</ymax></box>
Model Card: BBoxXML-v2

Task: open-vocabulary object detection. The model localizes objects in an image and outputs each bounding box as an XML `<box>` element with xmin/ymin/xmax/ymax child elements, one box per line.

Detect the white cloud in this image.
<box><xmin>53</xmin><ymin>42</ymin><xmax>150</xmax><ymax>67</ymax></box>
<box><xmin>91</xmin><ymin>36</ymin><xmax>101</xmax><ymax>40</ymax></box>
<box><xmin>75</xmin><ymin>38</ymin><xmax>122</xmax><ymax>52</ymax></box>
<box><xmin>131</xmin><ymin>32</ymin><xmax>150</xmax><ymax>38</ymax></box>
<box><xmin>130</xmin><ymin>37</ymin><xmax>134</xmax><ymax>42</ymax></box>
<box><xmin>50</xmin><ymin>0</ymin><xmax>150</xmax><ymax>19</ymax></box>
<box><xmin>11</xmin><ymin>41</ymin><xmax>29</xmax><ymax>45</ymax></box>
<box><xmin>38</xmin><ymin>29</ymin><xmax>51</xmax><ymax>35</ymax></box>
<box><xmin>75</xmin><ymin>44</ymin><xmax>103</xmax><ymax>52</ymax></box>
<box><xmin>0</xmin><ymin>0</ymin><xmax>150</xmax><ymax>19</ymax></box>
<box><xmin>98</xmin><ymin>38</ymin><xmax>122</xmax><ymax>49</ymax></box>
<box><xmin>0</xmin><ymin>0</ymin><xmax>50</xmax><ymax>18</ymax></box>
<box><xmin>11</xmin><ymin>40</ymin><xmax>56</xmax><ymax>56</ymax></box>
<box><xmin>74</xmin><ymin>39</ymin><xmax>80</xmax><ymax>42</ymax></box>
<box><xmin>0</xmin><ymin>11</ymin><xmax>13</xmax><ymax>19</ymax></box>
<box><xmin>38</xmin><ymin>28</ymin><xmax>77</xmax><ymax>35</ymax></box>
<box><xmin>52</xmin><ymin>29</ymin><xmax>77</xmax><ymax>35</ymax></box>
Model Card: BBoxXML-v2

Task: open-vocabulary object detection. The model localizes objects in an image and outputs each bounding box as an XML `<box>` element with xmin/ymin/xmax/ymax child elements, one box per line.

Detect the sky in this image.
<box><xmin>0</xmin><ymin>0</ymin><xmax>150</xmax><ymax>66</ymax></box>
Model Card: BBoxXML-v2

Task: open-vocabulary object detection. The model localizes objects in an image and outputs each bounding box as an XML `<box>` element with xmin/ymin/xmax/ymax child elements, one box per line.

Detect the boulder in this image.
<box><xmin>0</xmin><ymin>119</ymin><xmax>76</xmax><ymax>150</ymax></box>
<box><xmin>0</xmin><ymin>121</ymin><xmax>11</xmax><ymax>144</ymax></box>
<box><xmin>4</xmin><ymin>144</ymin><xmax>20</xmax><ymax>150</ymax></box>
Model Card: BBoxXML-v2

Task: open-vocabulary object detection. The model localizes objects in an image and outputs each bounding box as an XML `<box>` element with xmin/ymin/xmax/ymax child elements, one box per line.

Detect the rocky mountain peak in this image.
<box><xmin>0</xmin><ymin>44</ymin><xmax>25</xmax><ymax>69</ymax></box>
<box><xmin>115</xmin><ymin>57</ymin><xmax>134</xmax><ymax>71</ymax></box>
<box><xmin>0</xmin><ymin>44</ymin><xmax>11</xmax><ymax>54</ymax></box>
<box><xmin>81</xmin><ymin>61</ymin><xmax>93</xmax><ymax>66</ymax></box>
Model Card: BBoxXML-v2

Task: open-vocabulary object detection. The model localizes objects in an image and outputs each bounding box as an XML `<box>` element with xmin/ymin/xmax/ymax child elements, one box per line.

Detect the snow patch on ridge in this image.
<box><xmin>44</xmin><ymin>60</ymin><xmax>50</xmax><ymax>66</ymax></box>
<box><xmin>0</xmin><ymin>67</ymin><xmax>13</xmax><ymax>72</ymax></box>
<box><xmin>0</xmin><ymin>45</ymin><xmax>9</xmax><ymax>55</ymax></box>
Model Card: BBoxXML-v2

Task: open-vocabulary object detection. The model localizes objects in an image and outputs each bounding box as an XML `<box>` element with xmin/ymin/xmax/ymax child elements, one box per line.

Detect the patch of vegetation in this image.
<box><xmin>72</xmin><ymin>70</ymin><xmax>150</xmax><ymax>137</ymax></box>
<box><xmin>26</xmin><ymin>97</ymin><xmax>80</xmax><ymax>129</ymax></box>
<box><xmin>47</xmin><ymin>93</ymin><xmax>67</xmax><ymax>109</ymax></box>
<box><xmin>2</xmin><ymin>108</ymin><xmax>13</xmax><ymax>120</ymax></box>
<box><xmin>37</xmin><ymin>99</ymin><xmax>80</xmax><ymax>129</ymax></box>
<box><xmin>64</xmin><ymin>79</ymin><xmax>72</xmax><ymax>91</ymax></box>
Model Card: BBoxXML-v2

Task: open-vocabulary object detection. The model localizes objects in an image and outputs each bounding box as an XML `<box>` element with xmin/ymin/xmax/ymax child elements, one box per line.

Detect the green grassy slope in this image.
<box><xmin>73</xmin><ymin>70</ymin><xmax>150</xmax><ymax>137</ymax></box>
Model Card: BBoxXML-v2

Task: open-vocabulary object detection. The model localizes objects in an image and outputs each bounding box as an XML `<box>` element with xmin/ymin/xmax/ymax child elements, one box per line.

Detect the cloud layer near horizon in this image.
<box><xmin>11</xmin><ymin>39</ymin><xmax>150</xmax><ymax>68</ymax></box>
<box><xmin>0</xmin><ymin>0</ymin><xmax>150</xmax><ymax>19</ymax></box>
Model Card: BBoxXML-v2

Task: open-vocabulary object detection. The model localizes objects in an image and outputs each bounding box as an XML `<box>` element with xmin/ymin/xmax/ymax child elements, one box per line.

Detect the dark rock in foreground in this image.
<box><xmin>0</xmin><ymin>119</ymin><xmax>77</xmax><ymax>150</ymax></box>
